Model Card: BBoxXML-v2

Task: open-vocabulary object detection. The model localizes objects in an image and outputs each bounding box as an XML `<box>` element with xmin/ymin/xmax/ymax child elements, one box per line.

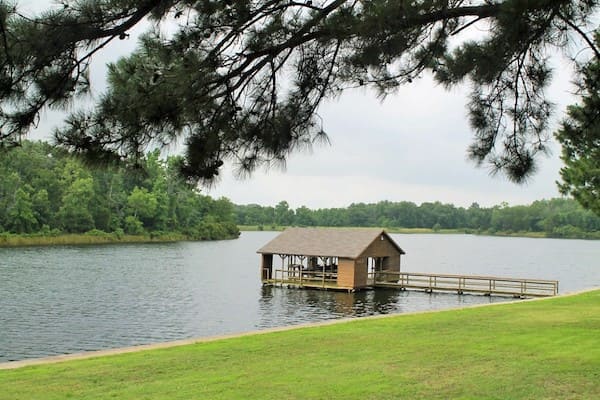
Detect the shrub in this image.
<box><xmin>113</xmin><ymin>228</ymin><xmax>125</xmax><ymax>239</ymax></box>
<box><xmin>85</xmin><ymin>229</ymin><xmax>109</xmax><ymax>237</ymax></box>
<box><xmin>124</xmin><ymin>216</ymin><xmax>145</xmax><ymax>235</ymax></box>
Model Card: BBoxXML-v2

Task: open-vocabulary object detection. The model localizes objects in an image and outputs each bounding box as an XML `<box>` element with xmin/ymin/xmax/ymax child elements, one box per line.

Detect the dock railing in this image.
<box><xmin>370</xmin><ymin>271</ymin><xmax>558</xmax><ymax>297</ymax></box>
<box><xmin>270</xmin><ymin>268</ymin><xmax>338</xmax><ymax>288</ymax></box>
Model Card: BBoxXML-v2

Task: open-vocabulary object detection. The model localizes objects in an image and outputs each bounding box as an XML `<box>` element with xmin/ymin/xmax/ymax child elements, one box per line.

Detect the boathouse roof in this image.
<box><xmin>257</xmin><ymin>227</ymin><xmax>405</xmax><ymax>259</ymax></box>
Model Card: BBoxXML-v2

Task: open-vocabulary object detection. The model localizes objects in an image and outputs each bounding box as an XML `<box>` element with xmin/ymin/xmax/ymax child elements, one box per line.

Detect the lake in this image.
<box><xmin>1</xmin><ymin>232</ymin><xmax>598</xmax><ymax>363</ymax></box>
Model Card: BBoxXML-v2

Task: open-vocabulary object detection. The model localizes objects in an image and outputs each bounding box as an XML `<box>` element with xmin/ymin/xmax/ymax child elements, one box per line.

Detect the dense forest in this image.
<box><xmin>0</xmin><ymin>141</ymin><xmax>239</xmax><ymax>241</ymax></box>
<box><xmin>236</xmin><ymin>199</ymin><xmax>600</xmax><ymax>239</ymax></box>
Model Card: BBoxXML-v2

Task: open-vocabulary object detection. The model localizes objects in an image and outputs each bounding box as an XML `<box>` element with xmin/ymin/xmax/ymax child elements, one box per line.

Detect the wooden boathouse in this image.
<box><xmin>258</xmin><ymin>227</ymin><xmax>405</xmax><ymax>291</ymax></box>
<box><xmin>258</xmin><ymin>227</ymin><xmax>559</xmax><ymax>297</ymax></box>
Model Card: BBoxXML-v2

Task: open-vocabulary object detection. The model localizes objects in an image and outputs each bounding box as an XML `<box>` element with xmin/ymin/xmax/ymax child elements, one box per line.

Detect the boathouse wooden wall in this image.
<box><xmin>354</xmin><ymin>257</ymin><xmax>368</xmax><ymax>288</ymax></box>
<box><xmin>337</xmin><ymin>258</ymin><xmax>356</xmax><ymax>288</ymax></box>
<box><xmin>360</xmin><ymin>235</ymin><xmax>402</xmax><ymax>272</ymax></box>
<box><xmin>338</xmin><ymin>257</ymin><xmax>369</xmax><ymax>289</ymax></box>
<box><xmin>357</xmin><ymin>234</ymin><xmax>402</xmax><ymax>283</ymax></box>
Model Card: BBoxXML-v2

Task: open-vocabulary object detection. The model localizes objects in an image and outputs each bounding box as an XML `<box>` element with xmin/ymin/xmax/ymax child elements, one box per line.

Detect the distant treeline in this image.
<box><xmin>0</xmin><ymin>141</ymin><xmax>238</xmax><ymax>240</ymax></box>
<box><xmin>235</xmin><ymin>199</ymin><xmax>600</xmax><ymax>239</ymax></box>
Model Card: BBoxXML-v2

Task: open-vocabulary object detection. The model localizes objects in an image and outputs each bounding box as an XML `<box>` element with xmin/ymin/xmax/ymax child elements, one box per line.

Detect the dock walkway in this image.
<box><xmin>371</xmin><ymin>271</ymin><xmax>558</xmax><ymax>297</ymax></box>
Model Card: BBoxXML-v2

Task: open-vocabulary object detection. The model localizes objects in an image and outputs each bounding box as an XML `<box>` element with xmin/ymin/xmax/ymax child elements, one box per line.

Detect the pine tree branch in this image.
<box><xmin>557</xmin><ymin>11</ymin><xmax>600</xmax><ymax>59</ymax></box>
<box><xmin>69</xmin><ymin>1</ymin><xmax>163</xmax><ymax>42</ymax></box>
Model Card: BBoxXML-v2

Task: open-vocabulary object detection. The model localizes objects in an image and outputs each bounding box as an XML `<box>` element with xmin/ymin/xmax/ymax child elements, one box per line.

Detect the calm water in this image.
<box><xmin>0</xmin><ymin>232</ymin><xmax>598</xmax><ymax>362</ymax></box>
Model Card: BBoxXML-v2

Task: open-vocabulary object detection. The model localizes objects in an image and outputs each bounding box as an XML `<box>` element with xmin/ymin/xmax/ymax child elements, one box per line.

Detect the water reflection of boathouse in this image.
<box><xmin>257</xmin><ymin>228</ymin><xmax>405</xmax><ymax>291</ymax></box>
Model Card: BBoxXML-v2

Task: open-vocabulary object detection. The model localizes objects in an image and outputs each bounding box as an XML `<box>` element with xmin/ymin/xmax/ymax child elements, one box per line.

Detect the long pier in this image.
<box><xmin>266</xmin><ymin>269</ymin><xmax>559</xmax><ymax>298</ymax></box>
<box><xmin>370</xmin><ymin>271</ymin><xmax>558</xmax><ymax>298</ymax></box>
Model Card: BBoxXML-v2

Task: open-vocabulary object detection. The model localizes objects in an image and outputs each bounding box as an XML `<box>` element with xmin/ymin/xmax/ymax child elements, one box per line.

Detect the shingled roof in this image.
<box><xmin>257</xmin><ymin>227</ymin><xmax>405</xmax><ymax>259</ymax></box>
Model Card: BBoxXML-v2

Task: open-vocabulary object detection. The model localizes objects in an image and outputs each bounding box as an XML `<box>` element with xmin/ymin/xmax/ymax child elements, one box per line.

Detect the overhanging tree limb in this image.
<box><xmin>0</xmin><ymin>0</ymin><xmax>598</xmax><ymax>190</ymax></box>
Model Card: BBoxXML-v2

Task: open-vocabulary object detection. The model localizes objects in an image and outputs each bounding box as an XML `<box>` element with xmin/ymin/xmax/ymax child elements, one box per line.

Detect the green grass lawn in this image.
<box><xmin>2</xmin><ymin>290</ymin><xmax>599</xmax><ymax>399</ymax></box>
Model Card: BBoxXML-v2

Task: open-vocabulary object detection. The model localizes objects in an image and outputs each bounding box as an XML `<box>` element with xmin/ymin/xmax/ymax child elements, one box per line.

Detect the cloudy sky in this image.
<box><xmin>207</xmin><ymin>71</ymin><xmax>573</xmax><ymax>209</ymax></box>
<box><xmin>23</xmin><ymin>1</ymin><xmax>579</xmax><ymax>209</ymax></box>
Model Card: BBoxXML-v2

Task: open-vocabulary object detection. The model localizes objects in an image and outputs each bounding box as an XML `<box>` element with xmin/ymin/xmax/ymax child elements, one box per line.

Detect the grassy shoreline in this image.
<box><xmin>0</xmin><ymin>232</ymin><xmax>238</xmax><ymax>248</ymax></box>
<box><xmin>239</xmin><ymin>225</ymin><xmax>600</xmax><ymax>239</ymax></box>
<box><xmin>1</xmin><ymin>290</ymin><xmax>599</xmax><ymax>399</ymax></box>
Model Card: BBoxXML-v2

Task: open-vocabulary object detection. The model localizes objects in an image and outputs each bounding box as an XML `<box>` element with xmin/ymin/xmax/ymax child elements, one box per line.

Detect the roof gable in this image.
<box><xmin>257</xmin><ymin>227</ymin><xmax>405</xmax><ymax>259</ymax></box>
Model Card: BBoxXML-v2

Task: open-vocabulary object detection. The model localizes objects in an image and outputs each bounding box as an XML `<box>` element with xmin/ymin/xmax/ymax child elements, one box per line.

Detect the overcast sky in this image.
<box><xmin>210</xmin><ymin>54</ymin><xmax>577</xmax><ymax>209</ymax></box>
<box><xmin>23</xmin><ymin>1</ymin><xmax>579</xmax><ymax>210</ymax></box>
<box><xmin>207</xmin><ymin>72</ymin><xmax>573</xmax><ymax>209</ymax></box>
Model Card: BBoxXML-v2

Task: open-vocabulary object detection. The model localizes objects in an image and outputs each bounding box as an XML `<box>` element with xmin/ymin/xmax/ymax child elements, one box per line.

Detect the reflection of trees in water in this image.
<box><xmin>369</xmin><ymin>289</ymin><xmax>404</xmax><ymax>314</ymax></box>
<box><xmin>257</xmin><ymin>286</ymin><xmax>403</xmax><ymax>329</ymax></box>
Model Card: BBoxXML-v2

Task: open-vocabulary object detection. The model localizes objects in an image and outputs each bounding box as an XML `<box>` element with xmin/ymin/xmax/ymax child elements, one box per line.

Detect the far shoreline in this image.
<box><xmin>238</xmin><ymin>225</ymin><xmax>600</xmax><ymax>240</ymax></box>
<box><xmin>1</xmin><ymin>225</ymin><xmax>597</xmax><ymax>249</ymax></box>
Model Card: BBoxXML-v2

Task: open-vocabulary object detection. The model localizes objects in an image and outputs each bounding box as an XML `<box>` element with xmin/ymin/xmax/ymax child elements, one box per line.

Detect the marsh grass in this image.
<box><xmin>1</xmin><ymin>291</ymin><xmax>599</xmax><ymax>399</ymax></box>
<box><xmin>0</xmin><ymin>232</ymin><xmax>188</xmax><ymax>247</ymax></box>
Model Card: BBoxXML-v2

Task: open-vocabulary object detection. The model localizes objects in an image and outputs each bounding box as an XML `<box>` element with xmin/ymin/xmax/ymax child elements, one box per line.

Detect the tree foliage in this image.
<box><xmin>0</xmin><ymin>140</ymin><xmax>239</xmax><ymax>238</ymax></box>
<box><xmin>556</xmin><ymin>31</ymin><xmax>600</xmax><ymax>216</ymax></box>
<box><xmin>0</xmin><ymin>0</ymin><xmax>598</xmax><ymax>184</ymax></box>
<box><xmin>235</xmin><ymin>198</ymin><xmax>600</xmax><ymax>238</ymax></box>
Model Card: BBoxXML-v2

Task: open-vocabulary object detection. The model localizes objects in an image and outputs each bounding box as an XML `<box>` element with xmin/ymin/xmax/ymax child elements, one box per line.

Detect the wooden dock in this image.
<box><xmin>370</xmin><ymin>271</ymin><xmax>558</xmax><ymax>298</ymax></box>
<box><xmin>265</xmin><ymin>268</ymin><xmax>558</xmax><ymax>298</ymax></box>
